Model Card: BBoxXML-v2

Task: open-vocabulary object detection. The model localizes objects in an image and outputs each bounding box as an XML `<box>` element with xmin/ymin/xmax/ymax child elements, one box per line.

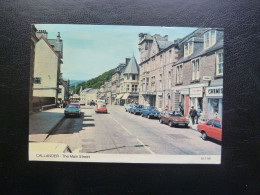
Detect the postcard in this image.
<box><xmin>29</xmin><ymin>24</ymin><xmax>223</xmax><ymax>164</ymax></box>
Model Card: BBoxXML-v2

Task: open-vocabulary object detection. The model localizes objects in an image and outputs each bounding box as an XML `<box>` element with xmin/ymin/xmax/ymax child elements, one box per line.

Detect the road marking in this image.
<box><xmin>113</xmin><ymin>118</ymin><xmax>119</xmax><ymax>124</ymax></box>
<box><xmin>121</xmin><ymin>125</ymin><xmax>133</xmax><ymax>135</ymax></box>
<box><xmin>137</xmin><ymin>138</ymin><xmax>155</xmax><ymax>154</ymax></box>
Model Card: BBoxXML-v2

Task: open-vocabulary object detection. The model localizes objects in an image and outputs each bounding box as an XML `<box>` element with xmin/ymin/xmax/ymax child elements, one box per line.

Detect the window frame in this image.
<box><xmin>216</xmin><ymin>50</ymin><xmax>224</xmax><ymax>76</ymax></box>
<box><xmin>204</xmin><ymin>30</ymin><xmax>217</xmax><ymax>49</ymax></box>
<box><xmin>191</xmin><ymin>58</ymin><xmax>200</xmax><ymax>81</ymax></box>
<box><xmin>34</xmin><ymin>77</ymin><xmax>41</xmax><ymax>84</ymax></box>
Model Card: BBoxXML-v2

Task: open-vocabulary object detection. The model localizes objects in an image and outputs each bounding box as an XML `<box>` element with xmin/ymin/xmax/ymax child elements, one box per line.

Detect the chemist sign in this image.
<box><xmin>206</xmin><ymin>86</ymin><xmax>223</xmax><ymax>97</ymax></box>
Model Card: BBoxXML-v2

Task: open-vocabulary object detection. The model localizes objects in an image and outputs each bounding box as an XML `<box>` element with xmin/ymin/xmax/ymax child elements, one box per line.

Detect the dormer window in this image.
<box><xmin>184</xmin><ymin>38</ymin><xmax>194</xmax><ymax>57</ymax></box>
<box><xmin>204</xmin><ymin>30</ymin><xmax>216</xmax><ymax>49</ymax></box>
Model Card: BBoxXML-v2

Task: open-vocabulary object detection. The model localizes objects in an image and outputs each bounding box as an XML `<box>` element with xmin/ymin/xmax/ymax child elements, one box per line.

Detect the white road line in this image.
<box><xmin>110</xmin><ymin>113</ymin><xmax>154</xmax><ymax>154</ymax></box>
<box><xmin>137</xmin><ymin>138</ymin><xmax>155</xmax><ymax>154</ymax></box>
<box><xmin>121</xmin><ymin>125</ymin><xmax>133</xmax><ymax>135</ymax></box>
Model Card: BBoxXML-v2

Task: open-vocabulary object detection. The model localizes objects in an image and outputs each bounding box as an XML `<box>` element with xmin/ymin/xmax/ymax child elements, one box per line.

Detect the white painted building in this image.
<box><xmin>33</xmin><ymin>31</ymin><xmax>63</xmax><ymax>104</ymax></box>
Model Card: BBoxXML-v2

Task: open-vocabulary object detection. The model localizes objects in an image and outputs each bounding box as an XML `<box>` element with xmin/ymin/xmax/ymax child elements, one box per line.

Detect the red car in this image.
<box><xmin>159</xmin><ymin>110</ymin><xmax>189</xmax><ymax>127</ymax></box>
<box><xmin>95</xmin><ymin>104</ymin><xmax>107</xmax><ymax>113</ymax></box>
<box><xmin>197</xmin><ymin>118</ymin><xmax>222</xmax><ymax>141</ymax></box>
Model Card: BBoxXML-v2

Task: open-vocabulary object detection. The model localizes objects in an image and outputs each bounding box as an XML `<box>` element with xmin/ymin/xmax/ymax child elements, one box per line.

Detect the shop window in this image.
<box><xmin>213</xmin><ymin>120</ymin><xmax>222</xmax><ymax>128</ymax></box>
<box><xmin>216</xmin><ymin>50</ymin><xmax>224</xmax><ymax>76</ymax></box>
<box><xmin>34</xmin><ymin>77</ymin><xmax>41</xmax><ymax>84</ymax></box>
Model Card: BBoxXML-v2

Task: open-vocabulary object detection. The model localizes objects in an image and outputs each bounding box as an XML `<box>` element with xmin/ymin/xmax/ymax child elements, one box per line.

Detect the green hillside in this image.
<box><xmin>71</xmin><ymin>68</ymin><xmax>115</xmax><ymax>94</ymax></box>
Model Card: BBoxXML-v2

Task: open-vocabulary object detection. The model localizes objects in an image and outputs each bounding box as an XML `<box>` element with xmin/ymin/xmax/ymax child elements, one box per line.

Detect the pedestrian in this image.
<box><xmin>57</xmin><ymin>100</ymin><xmax>60</xmax><ymax>108</ymax></box>
<box><xmin>180</xmin><ymin>106</ymin><xmax>184</xmax><ymax>116</ymax></box>
<box><xmin>189</xmin><ymin>106</ymin><xmax>197</xmax><ymax>125</ymax></box>
<box><xmin>196</xmin><ymin>107</ymin><xmax>202</xmax><ymax>124</ymax></box>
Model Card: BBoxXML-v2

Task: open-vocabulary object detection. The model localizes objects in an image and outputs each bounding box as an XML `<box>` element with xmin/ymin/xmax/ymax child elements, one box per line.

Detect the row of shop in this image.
<box><xmin>139</xmin><ymin>83</ymin><xmax>223</xmax><ymax>120</ymax></box>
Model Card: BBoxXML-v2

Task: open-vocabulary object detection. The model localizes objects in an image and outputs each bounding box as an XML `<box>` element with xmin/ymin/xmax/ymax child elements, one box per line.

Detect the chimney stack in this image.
<box><xmin>57</xmin><ymin>32</ymin><xmax>61</xmax><ymax>42</ymax></box>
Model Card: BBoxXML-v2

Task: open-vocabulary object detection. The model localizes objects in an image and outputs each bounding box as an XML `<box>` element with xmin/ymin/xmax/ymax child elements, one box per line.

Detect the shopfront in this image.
<box><xmin>206</xmin><ymin>86</ymin><xmax>223</xmax><ymax>119</ymax></box>
<box><xmin>189</xmin><ymin>87</ymin><xmax>204</xmax><ymax>111</ymax></box>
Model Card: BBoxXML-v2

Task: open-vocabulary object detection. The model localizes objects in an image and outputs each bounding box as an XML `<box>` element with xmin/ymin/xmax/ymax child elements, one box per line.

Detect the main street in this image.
<box><xmin>45</xmin><ymin>105</ymin><xmax>221</xmax><ymax>155</ymax></box>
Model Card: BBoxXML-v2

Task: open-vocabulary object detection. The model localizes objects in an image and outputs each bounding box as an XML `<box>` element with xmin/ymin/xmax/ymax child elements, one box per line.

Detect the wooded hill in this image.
<box><xmin>71</xmin><ymin>68</ymin><xmax>115</xmax><ymax>94</ymax></box>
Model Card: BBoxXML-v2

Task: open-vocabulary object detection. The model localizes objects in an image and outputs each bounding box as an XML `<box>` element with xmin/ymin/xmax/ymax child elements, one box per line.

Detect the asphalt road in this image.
<box><xmin>45</xmin><ymin>105</ymin><xmax>221</xmax><ymax>155</ymax></box>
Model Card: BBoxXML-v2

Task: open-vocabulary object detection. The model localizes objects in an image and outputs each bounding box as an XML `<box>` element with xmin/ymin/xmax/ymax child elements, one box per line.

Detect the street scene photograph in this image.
<box><xmin>29</xmin><ymin>24</ymin><xmax>223</xmax><ymax>164</ymax></box>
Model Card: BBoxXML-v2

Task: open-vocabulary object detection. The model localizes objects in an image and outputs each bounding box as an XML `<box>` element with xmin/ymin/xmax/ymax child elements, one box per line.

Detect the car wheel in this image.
<box><xmin>169</xmin><ymin>121</ymin><xmax>173</xmax><ymax>127</ymax></box>
<box><xmin>201</xmin><ymin>132</ymin><xmax>207</xmax><ymax>140</ymax></box>
<box><xmin>148</xmin><ymin>115</ymin><xmax>151</xmax><ymax>119</ymax></box>
<box><xmin>159</xmin><ymin>118</ymin><xmax>163</xmax><ymax>124</ymax></box>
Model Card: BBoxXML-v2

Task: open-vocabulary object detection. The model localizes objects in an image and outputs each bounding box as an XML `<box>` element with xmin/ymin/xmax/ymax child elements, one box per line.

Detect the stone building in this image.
<box><xmin>33</xmin><ymin>30</ymin><xmax>63</xmax><ymax>105</ymax></box>
<box><xmin>111</xmin><ymin>60</ymin><xmax>128</xmax><ymax>104</ymax></box>
<box><xmin>117</xmin><ymin>55</ymin><xmax>140</xmax><ymax>105</ymax></box>
<box><xmin>172</xmin><ymin>28</ymin><xmax>224</xmax><ymax>120</ymax></box>
<box><xmin>138</xmin><ymin>33</ymin><xmax>179</xmax><ymax>110</ymax></box>
<box><xmin>80</xmin><ymin>88</ymin><xmax>99</xmax><ymax>105</ymax></box>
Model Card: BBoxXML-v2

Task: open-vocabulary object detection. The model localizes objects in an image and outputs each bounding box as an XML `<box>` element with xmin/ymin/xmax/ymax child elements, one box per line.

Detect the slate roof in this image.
<box><xmin>123</xmin><ymin>56</ymin><xmax>139</xmax><ymax>75</ymax></box>
<box><xmin>174</xmin><ymin>34</ymin><xmax>224</xmax><ymax>65</ymax></box>
<box><xmin>48</xmin><ymin>39</ymin><xmax>63</xmax><ymax>58</ymax></box>
<box><xmin>157</xmin><ymin>40</ymin><xmax>174</xmax><ymax>51</ymax></box>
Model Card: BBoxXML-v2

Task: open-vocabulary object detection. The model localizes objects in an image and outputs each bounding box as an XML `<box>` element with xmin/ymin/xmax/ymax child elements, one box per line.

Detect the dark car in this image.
<box><xmin>89</xmin><ymin>100</ymin><xmax>96</xmax><ymax>106</ymax></box>
<box><xmin>129</xmin><ymin>105</ymin><xmax>144</xmax><ymax>115</ymax></box>
<box><xmin>64</xmin><ymin>104</ymin><xmax>81</xmax><ymax>117</ymax></box>
<box><xmin>159</xmin><ymin>110</ymin><xmax>189</xmax><ymax>127</ymax></box>
<box><xmin>141</xmin><ymin>106</ymin><xmax>160</xmax><ymax>119</ymax></box>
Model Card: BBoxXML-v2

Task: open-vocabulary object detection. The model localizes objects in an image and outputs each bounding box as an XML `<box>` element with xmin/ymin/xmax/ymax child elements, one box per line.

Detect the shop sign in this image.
<box><xmin>190</xmin><ymin>87</ymin><xmax>203</xmax><ymax>97</ymax></box>
<box><xmin>180</xmin><ymin>88</ymin><xmax>189</xmax><ymax>95</ymax></box>
<box><xmin>206</xmin><ymin>86</ymin><xmax>223</xmax><ymax>97</ymax></box>
<box><xmin>203</xmin><ymin>76</ymin><xmax>212</xmax><ymax>81</ymax></box>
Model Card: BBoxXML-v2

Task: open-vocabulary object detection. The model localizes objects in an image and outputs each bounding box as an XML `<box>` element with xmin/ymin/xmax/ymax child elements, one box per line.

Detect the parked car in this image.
<box><xmin>64</xmin><ymin>104</ymin><xmax>81</xmax><ymax>117</ymax></box>
<box><xmin>95</xmin><ymin>104</ymin><xmax>107</xmax><ymax>113</ymax></box>
<box><xmin>197</xmin><ymin>118</ymin><xmax>222</xmax><ymax>141</ymax></box>
<box><xmin>129</xmin><ymin>105</ymin><xmax>144</xmax><ymax>115</ymax></box>
<box><xmin>124</xmin><ymin>103</ymin><xmax>134</xmax><ymax>112</ymax></box>
<box><xmin>141</xmin><ymin>106</ymin><xmax>160</xmax><ymax>119</ymax></box>
<box><xmin>159</xmin><ymin>110</ymin><xmax>189</xmax><ymax>127</ymax></box>
<box><xmin>89</xmin><ymin>100</ymin><xmax>96</xmax><ymax>106</ymax></box>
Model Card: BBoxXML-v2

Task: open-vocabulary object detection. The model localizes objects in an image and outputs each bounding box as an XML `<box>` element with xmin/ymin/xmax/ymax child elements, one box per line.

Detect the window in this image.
<box><xmin>184</xmin><ymin>38</ymin><xmax>194</xmax><ymax>57</ymax></box>
<box><xmin>58</xmin><ymin>88</ymin><xmax>62</xmax><ymax>93</ymax></box>
<box><xmin>206</xmin><ymin>120</ymin><xmax>214</xmax><ymax>126</ymax></box>
<box><xmin>168</xmin><ymin>71</ymin><xmax>171</xmax><ymax>88</ymax></box>
<box><xmin>146</xmin><ymin>77</ymin><xmax>149</xmax><ymax>91</ymax></box>
<box><xmin>126</xmin><ymin>84</ymin><xmax>129</xmax><ymax>92</ymax></box>
<box><xmin>132</xmin><ymin>85</ymin><xmax>137</xmax><ymax>92</ymax></box>
<box><xmin>192</xmin><ymin>59</ymin><xmax>200</xmax><ymax>81</ymax></box>
<box><xmin>151</xmin><ymin>76</ymin><xmax>155</xmax><ymax>91</ymax></box>
<box><xmin>204</xmin><ymin>30</ymin><xmax>217</xmax><ymax>49</ymax></box>
<box><xmin>213</xmin><ymin>120</ymin><xmax>222</xmax><ymax>128</ymax></box>
<box><xmin>216</xmin><ymin>50</ymin><xmax>224</xmax><ymax>76</ymax></box>
<box><xmin>132</xmin><ymin>75</ymin><xmax>136</xmax><ymax>80</ymax></box>
<box><xmin>176</xmin><ymin>65</ymin><xmax>183</xmax><ymax>84</ymax></box>
<box><xmin>34</xmin><ymin>77</ymin><xmax>41</xmax><ymax>84</ymax></box>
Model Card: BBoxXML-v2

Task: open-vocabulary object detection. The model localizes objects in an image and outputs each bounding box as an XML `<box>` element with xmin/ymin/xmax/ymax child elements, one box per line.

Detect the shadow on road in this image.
<box><xmin>84</xmin><ymin>144</ymin><xmax>149</xmax><ymax>153</ymax></box>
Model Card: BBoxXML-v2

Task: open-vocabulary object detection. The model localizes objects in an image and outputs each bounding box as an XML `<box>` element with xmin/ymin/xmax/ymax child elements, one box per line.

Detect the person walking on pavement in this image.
<box><xmin>196</xmin><ymin>107</ymin><xmax>202</xmax><ymax>124</ymax></box>
<box><xmin>189</xmin><ymin>106</ymin><xmax>197</xmax><ymax>125</ymax></box>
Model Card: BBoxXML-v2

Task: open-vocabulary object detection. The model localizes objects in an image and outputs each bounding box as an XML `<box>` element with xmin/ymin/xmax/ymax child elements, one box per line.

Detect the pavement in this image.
<box><xmin>29</xmin><ymin>108</ymin><xmax>65</xmax><ymax>142</ymax></box>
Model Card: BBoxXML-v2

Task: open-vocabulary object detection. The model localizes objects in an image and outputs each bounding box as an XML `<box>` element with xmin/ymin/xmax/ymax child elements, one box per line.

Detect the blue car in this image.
<box><xmin>141</xmin><ymin>106</ymin><xmax>160</xmax><ymax>119</ymax></box>
<box><xmin>129</xmin><ymin>105</ymin><xmax>144</xmax><ymax>115</ymax></box>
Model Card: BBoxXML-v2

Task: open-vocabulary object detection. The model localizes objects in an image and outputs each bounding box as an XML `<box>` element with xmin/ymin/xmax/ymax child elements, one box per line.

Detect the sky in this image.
<box><xmin>35</xmin><ymin>24</ymin><xmax>197</xmax><ymax>81</ymax></box>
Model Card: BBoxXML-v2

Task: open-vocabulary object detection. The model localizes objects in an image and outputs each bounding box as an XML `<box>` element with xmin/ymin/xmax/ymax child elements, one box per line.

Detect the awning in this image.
<box><xmin>116</xmin><ymin>94</ymin><xmax>123</xmax><ymax>99</ymax></box>
<box><xmin>122</xmin><ymin>93</ymin><xmax>129</xmax><ymax>100</ymax></box>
